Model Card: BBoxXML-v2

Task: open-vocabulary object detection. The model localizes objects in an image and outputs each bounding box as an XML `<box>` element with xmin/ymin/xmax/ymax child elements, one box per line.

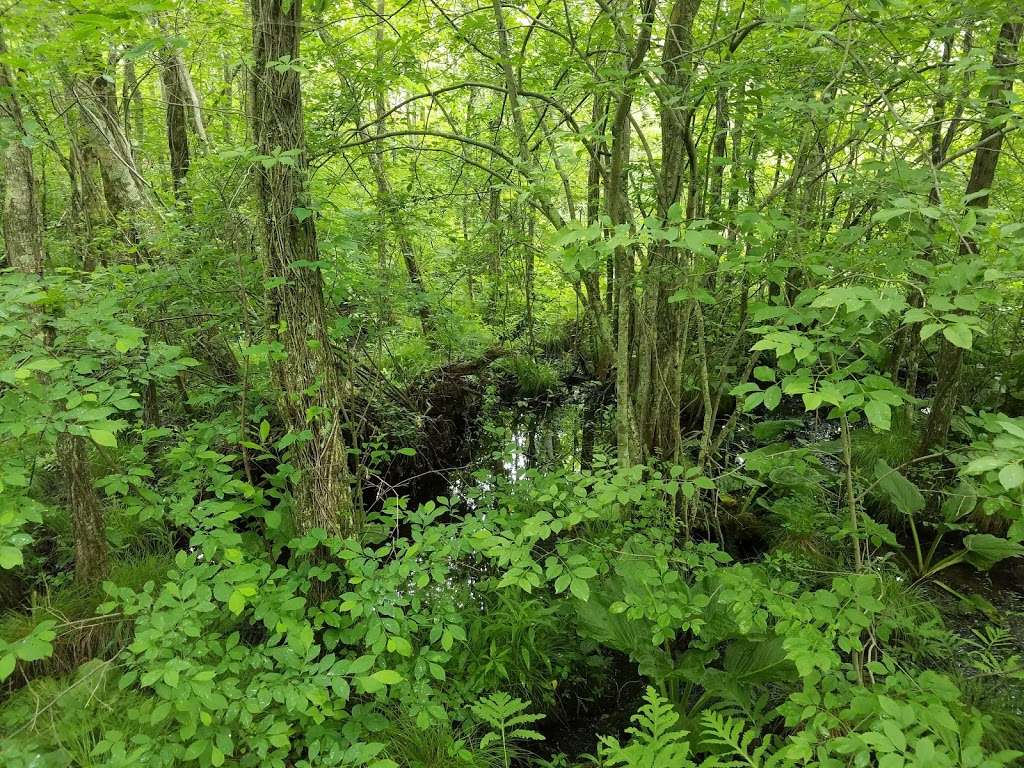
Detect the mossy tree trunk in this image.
<box><xmin>249</xmin><ymin>0</ymin><xmax>355</xmax><ymax>538</ymax></box>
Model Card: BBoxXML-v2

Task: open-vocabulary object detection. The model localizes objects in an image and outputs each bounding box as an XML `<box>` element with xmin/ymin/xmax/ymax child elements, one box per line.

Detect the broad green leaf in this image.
<box><xmin>371</xmin><ymin>669</ymin><xmax>403</xmax><ymax>685</ymax></box>
<box><xmin>386</xmin><ymin>636</ymin><xmax>413</xmax><ymax>657</ymax></box>
<box><xmin>569</xmin><ymin>577</ymin><xmax>590</xmax><ymax>601</ymax></box>
<box><xmin>874</xmin><ymin>460</ymin><xmax>924</xmax><ymax>516</ymax></box>
<box><xmin>864</xmin><ymin>399</ymin><xmax>891</xmax><ymax>431</ymax></box>
<box><xmin>963</xmin><ymin>534</ymin><xmax>1024</xmax><ymax>570</ymax></box>
<box><xmin>0</xmin><ymin>545</ymin><xmax>23</xmax><ymax>569</ymax></box>
<box><xmin>998</xmin><ymin>463</ymin><xmax>1024</xmax><ymax>491</ymax></box>
<box><xmin>89</xmin><ymin>429</ymin><xmax>118</xmax><ymax>448</ymax></box>
<box><xmin>227</xmin><ymin>590</ymin><xmax>245</xmax><ymax>615</ymax></box>
<box><xmin>942</xmin><ymin>324</ymin><xmax>972</xmax><ymax>350</ymax></box>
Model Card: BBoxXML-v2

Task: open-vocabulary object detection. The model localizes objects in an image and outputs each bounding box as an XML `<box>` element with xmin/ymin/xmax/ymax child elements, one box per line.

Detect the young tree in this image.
<box><xmin>918</xmin><ymin>20</ymin><xmax>1023</xmax><ymax>455</ymax></box>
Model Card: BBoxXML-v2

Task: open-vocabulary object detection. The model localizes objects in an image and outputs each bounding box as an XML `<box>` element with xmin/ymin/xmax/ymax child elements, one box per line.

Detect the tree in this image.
<box><xmin>0</xmin><ymin>24</ymin><xmax>44</xmax><ymax>275</ymax></box>
<box><xmin>1</xmin><ymin>22</ymin><xmax>108</xmax><ymax>586</ymax></box>
<box><xmin>249</xmin><ymin>0</ymin><xmax>355</xmax><ymax>538</ymax></box>
<box><xmin>918</xmin><ymin>20</ymin><xmax>1023</xmax><ymax>455</ymax></box>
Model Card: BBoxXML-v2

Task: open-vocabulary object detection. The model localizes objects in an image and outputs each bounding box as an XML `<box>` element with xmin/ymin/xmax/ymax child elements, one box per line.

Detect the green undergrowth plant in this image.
<box><xmin>872</xmin><ymin>459</ymin><xmax>1024</xmax><ymax>593</ymax></box>
<box><xmin>471</xmin><ymin>692</ymin><xmax>544</xmax><ymax>768</ymax></box>
<box><xmin>0</xmin><ymin>658</ymin><xmax>142</xmax><ymax>767</ymax></box>
<box><xmin>458</xmin><ymin>590</ymin><xmax>594</xmax><ymax>710</ymax></box>
<box><xmin>0</xmin><ymin>554</ymin><xmax>167</xmax><ymax>682</ymax></box>
<box><xmin>382</xmin><ymin>709</ymin><xmax>509</xmax><ymax>768</ymax></box>
<box><xmin>1</xmin><ymin>424</ymin><xmax>1019</xmax><ymax>767</ymax></box>
<box><xmin>491</xmin><ymin>355</ymin><xmax>560</xmax><ymax>399</ymax></box>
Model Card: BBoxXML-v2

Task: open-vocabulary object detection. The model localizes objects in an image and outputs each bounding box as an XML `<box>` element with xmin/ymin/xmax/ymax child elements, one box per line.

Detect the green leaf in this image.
<box><xmin>89</xmin><ymin>429</ymin><xmax>118</xmax><ymax>448</ymax></box>
<box><xmin>348</xmin><ymin>654</ymin><xmax>375</xmax><ymax>675</ymax></box>
<box><xmin>16</xmin><ymin>636</ymin><xmax>52</xmax><ymax>662</ymax></box>
<box><xmin>164</xmin><ymin>667</ymin><xmax>179</xmax><ymax>687</ymax></box>
<box><xmin>942</xmin><ymin>324</ymin><xmax>972</xmax><ymax>350</ymax></box>
<box><xmin>864</xmin><ymin>399</ymin><xmax>891</xmax><ymax>431</ymax></box>
<box><xmin>763</xmin><ymin>385</ymin><xmax>782</xmax><ymax>411</ymax></box>
<box><xmin>874</xmin><ymin>460</ymin><xmax>924</xmax><ymax>516</ymax></box>
<box><xmin>963</xmin><ymin>455</ymin><xmax>1003</xmax><ymax>475</ymax></box>
<box><xmin>371</xmin><ymin>669</ymin><xmax>403</xmax><ymax>685</ymax></box>
<box><xmin>743</xmin><ymin>391</ymin><xmax>764</xmax><ymax>412</ymax></box>
<box><xmin>802</xmin><ymin>392</ymin><xmax>823</xmax><ymax>410</ymax></box>
<box><xmin>386</xmin><ymin>636</ymin><xmax>413</xmax><ymax>657</ymax></box>
<box><xmin>0</xmin><ymin>653</ymin><xmax>15</xmax><ymax>680</ymax></box>
<box><xmin>183</xmin><ymin>740</ymin><xmax>207</xmax><ymax>761</ymax></box>
<box><xmin>227</xmin><ymin>590</ymin><xmax>245</xmax><ymax>615</ymax></box>
<box><xmin>0</xmin><ymin>545</ymin><xmax>23</xmax><ymax>569</ymax></box>
<box><xmin>998</xmin><ymin>463</ymin><xmax>1024</xmax><ymax>491</ymax></box>
<box><xmin>963</xmin><ymin>534</ymin><xmax>1024</xmax><ymax>571</ymax></box>
<box><xmin>569</xmin><ymin>578</ymin><xmax>590</xmax><ymax>601</ymax></box>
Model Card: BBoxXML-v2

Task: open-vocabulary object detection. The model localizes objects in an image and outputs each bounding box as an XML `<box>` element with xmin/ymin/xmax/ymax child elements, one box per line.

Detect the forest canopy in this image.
<box><xmin>1</xmin><ymin>0</ymin><xmax>1024</xmax><ymax>766</ymax></box>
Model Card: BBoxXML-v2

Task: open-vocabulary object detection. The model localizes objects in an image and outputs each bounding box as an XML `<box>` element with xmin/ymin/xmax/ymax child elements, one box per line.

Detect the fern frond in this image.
<box><xmin>700</xmin><ymin>710</ymin><xmax>782</xmax><ymax>768</ymax></box>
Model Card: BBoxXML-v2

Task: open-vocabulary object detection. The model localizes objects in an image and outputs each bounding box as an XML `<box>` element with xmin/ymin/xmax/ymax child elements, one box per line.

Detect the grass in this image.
<box><xmin>1</xmin><ymin>554</ymin><xmax>172</xmax><ymax>681</ymax></box>
<box><xmin>0</xmin><ymin>658</ymin><xmax>143</xmax><ymax>767</ymax></box>
<box><xmin>492</xmin><ymin>355</ymin><xmax>560</xmax><ymax>399</ymax></box>
<box><xmin>384</xmin><ymin>710</ymin><xmax>510</xmax><ymax>768</ymax></box>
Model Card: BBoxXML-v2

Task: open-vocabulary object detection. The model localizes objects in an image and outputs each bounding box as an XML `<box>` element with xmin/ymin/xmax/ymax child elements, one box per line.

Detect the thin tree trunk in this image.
<box><xmin>122</xmin><ymin>58</ymin><xmax>143</xmax><ymax>156</ymax></box>
<box><xmin>160</xmin><ymin>50</ymin><xmax>191</xmax><ymax>206</ymax></box>
<box><xmin>0</xmin><ymin>27</ymin><xmax>44</xmax><ymax>275</ymax></box>
<box><xmin>70</xmin><ymin>59</ymin><xmax>149</xmax><ymax>244</ymax></box>
<box><xmin>56</xmin><ymin>434</ymin><xmax>109</xmax><ymax>585</ymax></box>
<box><xmin>2</xmin><ymin>26</ymin><xmax>107</xmax><ymax>586</ymax></box>
<box><xmin>918</xmin><ymin>21</ymin><xmax>1023</xmax><ymax>455</ymax></box>
<box><xmin>174</xmin><ymin>53</ymin><xmax>208</xmax><ymax>145</ymax></box>
<box><xmin>222</xmin><ymin>58</ymin><xmax>235</xmax><ymax>144</ymax></box>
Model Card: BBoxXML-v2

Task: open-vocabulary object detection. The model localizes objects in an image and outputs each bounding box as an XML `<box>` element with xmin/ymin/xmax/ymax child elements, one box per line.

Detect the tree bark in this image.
<box><xmin>605</xmin><ymin>0</ymin><xmax>657</xmax><ymax>465</ymax></box>
<box><xmin>250</xmin><ymin>0</ymin><xmax>355</xmax><ymax>538</ymax></box>
<box><xmin>122</xmin><ymin>58</ymin><xmax>143</xmax><ymax>154</ymax></box>
<box><xmin>160</xmin><ymin>49</ymin><xmax>192</xmax><ymax>206</ymax></box>
<box><xmin>70</xmin><ymin>58</ymin><xmax>149</xmax><ymax>244</ymax></box>
<box><xmin>56</xmin><ymin>433</ymin><xmax>109</xmax><ymax>586</ymax></box>
<box><xmin>0</xmin><ymin>26</ymin><xmax>44</xmax><ymax>275</ymax></box>
<box><xmin>632</xmin><ymin>0</ymin><xmax>702</xmax><ymax>462</ymax></box>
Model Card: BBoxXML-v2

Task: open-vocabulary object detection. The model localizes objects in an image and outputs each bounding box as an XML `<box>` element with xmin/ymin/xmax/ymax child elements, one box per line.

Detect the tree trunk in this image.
<box><xmin>0</xmin><ymin>26</ymin><xmax>44</xmax><ymax>275</ymax></box>
<box><xmin>605</xmin><ymin>0</ymin><xmax>656</xmax><ymax>465</ymax></box>
<box><xmin>160</xmin><ymin>49</ymin><xmax>192</xmax><ymax>206</ymax></box>
<box><xmin>222</xmin><ymin>58</ymin><xmax>235</xmax><ymax>144</ymax></box>
<box><xmin>56</xmin><ymin>433</ymin><xmax>109</xmax><ymax>586</ymax></box>
<box><xmin>2</xmin><ymin>26</ymin><xmax>108</xmax><ymax>586</ymax></box>
<box><xmin>918</xmin><ymin>21</ymin><xmax>1023</xmax><ymax>455</ymax></box>
<box><xmin>250</xmin><ymin>0</ymin><xmax>355</xmax><ymax>538</ymax></box>
<box><xmin>632</xmin><ymin>0</ymin><xmax>702</xmax><ymax>462</ymax></box>
<box><xmin>122</xmin><ymin>58</ymin><xmax>143</xmax><ymax>156</ymax></box>
<box><xmin>70</xmin><ymin>59</ymin><xmax>149</xmax><ymax>245</ymax></box>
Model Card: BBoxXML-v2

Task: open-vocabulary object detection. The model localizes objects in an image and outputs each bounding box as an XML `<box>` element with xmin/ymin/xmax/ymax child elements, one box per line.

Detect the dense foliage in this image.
<box><xmin>1</xmin><ymin>0</ymin><xmax>1023</xmax><ymax>765</ymax></box>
